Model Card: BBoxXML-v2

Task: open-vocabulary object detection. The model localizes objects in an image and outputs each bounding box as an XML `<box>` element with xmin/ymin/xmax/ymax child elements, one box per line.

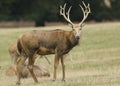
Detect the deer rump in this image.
<box><xmin>17</xmin><ymin>29</ymin><xmax>79</xmax><ymax>58</ymax></box>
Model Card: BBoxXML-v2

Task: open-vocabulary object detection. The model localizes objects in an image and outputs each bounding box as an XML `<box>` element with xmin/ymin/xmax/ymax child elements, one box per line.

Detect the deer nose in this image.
<box><xmin>75</xmin><ymin>36</ymin><xmax>80</xmax><ymax>40</ymax></box>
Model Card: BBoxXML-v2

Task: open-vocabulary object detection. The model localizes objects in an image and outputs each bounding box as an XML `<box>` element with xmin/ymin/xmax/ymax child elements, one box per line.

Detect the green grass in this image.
<box><xmin>0</xmin><ymin>22</ymin><xmax>120</xmax><ymax>86</ymax></box>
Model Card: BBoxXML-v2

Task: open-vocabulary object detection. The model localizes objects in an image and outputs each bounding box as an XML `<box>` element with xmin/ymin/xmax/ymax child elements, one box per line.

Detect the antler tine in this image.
<box><xmin>60</xmin><ymin>3</ymin><xmax>66</xmax><ymax>15</ymax></box>
<box><xmin>60</xmin><ymin>3</ymin><xmax>73</xmax><ymax>25</ymax></box>
<box><xmin>79</xmin><ymin>4</ymin><xmax>85</xmax><ymax>17</ymax></box>
<box><xmin>79</xmin><ymin>2</ymin><xmax>91</xmax><ymax>25</ymax></box>
<box><xmin>66</xmin><ymin>6</ymin><xmax>72</xmax><ymax>21</ymax></box>
<box><xmin>82</xmin><ymin>1</ymin><xmax>91</xmax><ymax>14</ymax></box>
<box><xmin>82</xmin><ymin>1</ymin><xmax>87</xmax><ymax>8</ymax></box>
<box><xmin>60</xmin><ymin>6</ymin><xmax>62</xmax><ymax>15</ymax></box>
<box><xmin>64</xmin><ymin>3</ymin><xmax>67</xmax><ymax>10</ymax></box>
<box><xmin>87</xmin><ymin>4</ymin><xmax>91</xmax><ymax>13</ymax></box>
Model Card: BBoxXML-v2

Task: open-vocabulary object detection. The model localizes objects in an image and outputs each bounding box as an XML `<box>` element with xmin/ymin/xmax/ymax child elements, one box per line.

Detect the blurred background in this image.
<box><xmin>0</xmin><ymin>1</ymin><xmax>120</xmax><ymax>85</ymax></box>
<box><xmin>0</xmin><ymin>0</ymin><xmax>120</xmax><ymax>27</ymax></box>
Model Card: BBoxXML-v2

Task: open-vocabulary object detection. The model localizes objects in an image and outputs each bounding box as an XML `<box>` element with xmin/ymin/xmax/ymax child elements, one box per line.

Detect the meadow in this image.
<box><xmin>0</xmin><ymin>22</ymin><xmax>120</xmax><ymax>86</ymax></box>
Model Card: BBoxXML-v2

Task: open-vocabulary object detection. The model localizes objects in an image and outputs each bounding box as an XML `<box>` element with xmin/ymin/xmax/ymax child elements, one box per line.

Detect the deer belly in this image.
<box><xmin>37</xmin><ymin>47</ymin><xmax>55</xmax><ymax>55</ymax></box>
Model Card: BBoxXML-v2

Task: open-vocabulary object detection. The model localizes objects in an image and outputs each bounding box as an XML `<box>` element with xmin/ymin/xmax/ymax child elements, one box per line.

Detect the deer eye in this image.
<box><xmin>71</xmin><ymin>26</ymin><xmax>74</xmax><ymax>29</ymax></box>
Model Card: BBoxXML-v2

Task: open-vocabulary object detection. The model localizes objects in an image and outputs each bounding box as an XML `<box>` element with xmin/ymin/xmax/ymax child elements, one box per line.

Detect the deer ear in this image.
<box><xmin>81</xmin><ymin>23</ymin><xmax>85</xmax><ymax>27</ymax></box>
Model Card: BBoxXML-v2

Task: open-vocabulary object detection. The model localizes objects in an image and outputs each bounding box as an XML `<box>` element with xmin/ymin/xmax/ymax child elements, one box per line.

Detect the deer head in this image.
<box><xmin>60</xmin><ymin>1</ymin><xmax>91</xmax><ymax>39</ymax></box>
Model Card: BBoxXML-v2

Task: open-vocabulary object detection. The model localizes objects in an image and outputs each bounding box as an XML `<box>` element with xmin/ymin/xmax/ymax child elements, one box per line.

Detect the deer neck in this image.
<box><xmin>68</xmin><ymin>31</ymin><xmax>79</xmax><ymax>46</ymax></box>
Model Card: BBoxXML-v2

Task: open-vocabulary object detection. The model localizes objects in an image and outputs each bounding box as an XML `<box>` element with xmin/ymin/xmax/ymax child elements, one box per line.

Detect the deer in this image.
<box><xmin>16</xmin><ymin>1</ymin><xmax>91</xmax><ymax>85</ymax></box>
<box><xmin>6</xmin><ymin>62</ymin><xmax>50</xmax><ymax>78</ymax></box>
<box><xmin>8</xmin><ymin>42</ymin><xmax>19</xmax><ymax>64</ymax></box>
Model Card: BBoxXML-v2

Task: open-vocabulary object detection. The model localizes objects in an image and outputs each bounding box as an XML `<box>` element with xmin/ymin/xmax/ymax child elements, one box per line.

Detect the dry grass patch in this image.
<box><xmin>0</xmin><ymin>22</ymin><xmax>120</xmax><ymax>86</ymax></box>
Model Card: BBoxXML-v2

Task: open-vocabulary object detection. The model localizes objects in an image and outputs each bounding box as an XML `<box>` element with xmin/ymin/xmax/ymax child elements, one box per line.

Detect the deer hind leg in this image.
<box><xmin>61</xmin><ymin>56</ymin><xmax>66</xmax><ymax>81</ymax></box>
<box><xmin>53</xmin><ymin>54</ymin><xmax>60</xmax><ymax>81</ymax></box>
<box><xmin>16</xmin><ymin>56</ymin><xmax>27</xmax><ymax>85</ymax></box>
<box><xmin>27</xmin><ymin>55</ymin><xmax>38</xmax><ymax>83</ymax></box>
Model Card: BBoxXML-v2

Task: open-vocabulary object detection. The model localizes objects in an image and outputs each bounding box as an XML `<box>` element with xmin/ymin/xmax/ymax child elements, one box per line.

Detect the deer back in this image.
<box><xmin>17</xmin><ymin>29</ymin><xmax>79</xmax><ymax>56</ymax></box>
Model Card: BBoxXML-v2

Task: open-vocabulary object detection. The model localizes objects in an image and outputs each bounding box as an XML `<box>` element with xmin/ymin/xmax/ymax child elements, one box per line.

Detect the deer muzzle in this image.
<box><xmin>75</xmin><ymin>36</ymin><xmax>80</xmax><ymax>40</ymax></box>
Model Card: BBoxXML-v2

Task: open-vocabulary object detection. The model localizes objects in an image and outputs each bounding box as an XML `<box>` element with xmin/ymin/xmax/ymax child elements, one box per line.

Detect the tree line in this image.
<box><xmin>0</xmin><ymin>0</ymin><xmax>120</xmax><ymax>26</ymax></box>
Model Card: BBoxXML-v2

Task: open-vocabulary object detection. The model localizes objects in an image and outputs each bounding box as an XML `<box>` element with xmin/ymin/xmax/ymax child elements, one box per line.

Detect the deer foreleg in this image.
<box><xmin>53</xmin><ymin>55</ymin><xmax>60</xmax><ymax>81</ymax></box>
<box><xmin>27</xmin><ymin>56</ymin><xmax>38</xmax><ymax>83</ymax></box>
<box><xmin>61</xmin><ymin>56</ymin><xmax>66</xmax><ymax>81</ymax></box>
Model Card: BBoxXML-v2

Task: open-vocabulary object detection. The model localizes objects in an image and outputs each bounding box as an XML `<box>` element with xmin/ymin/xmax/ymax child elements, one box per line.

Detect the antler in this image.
<box><xmin>60</xmin><ymin>3</ymin><xmax>73</xmax><ymax>25</ymax></box>
<box><xmin>79</xmin><ymin>1</ymin><xmax>91</xmax><ymax>25</ymax></box>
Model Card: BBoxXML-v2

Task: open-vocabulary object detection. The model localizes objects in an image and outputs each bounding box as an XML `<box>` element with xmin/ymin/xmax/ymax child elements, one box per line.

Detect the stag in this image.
<box><xmin>16</xmin><ymin>2</ymin><xmax>90</xmax><ymax>85</ymax></box>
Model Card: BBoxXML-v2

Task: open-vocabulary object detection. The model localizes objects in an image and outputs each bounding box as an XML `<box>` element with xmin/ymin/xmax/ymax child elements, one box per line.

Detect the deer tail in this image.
<box><xmin>17</xmin><ymin>38</ymin><xmax>22</xmax><ymax>56</ymax></box>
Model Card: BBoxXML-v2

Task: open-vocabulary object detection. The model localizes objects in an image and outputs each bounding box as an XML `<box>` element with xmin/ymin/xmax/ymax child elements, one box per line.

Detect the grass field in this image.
<box><xmin>0</xmin><ymin>22</ymin><xmax>120</xmax><ymax>86</ymax></box>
